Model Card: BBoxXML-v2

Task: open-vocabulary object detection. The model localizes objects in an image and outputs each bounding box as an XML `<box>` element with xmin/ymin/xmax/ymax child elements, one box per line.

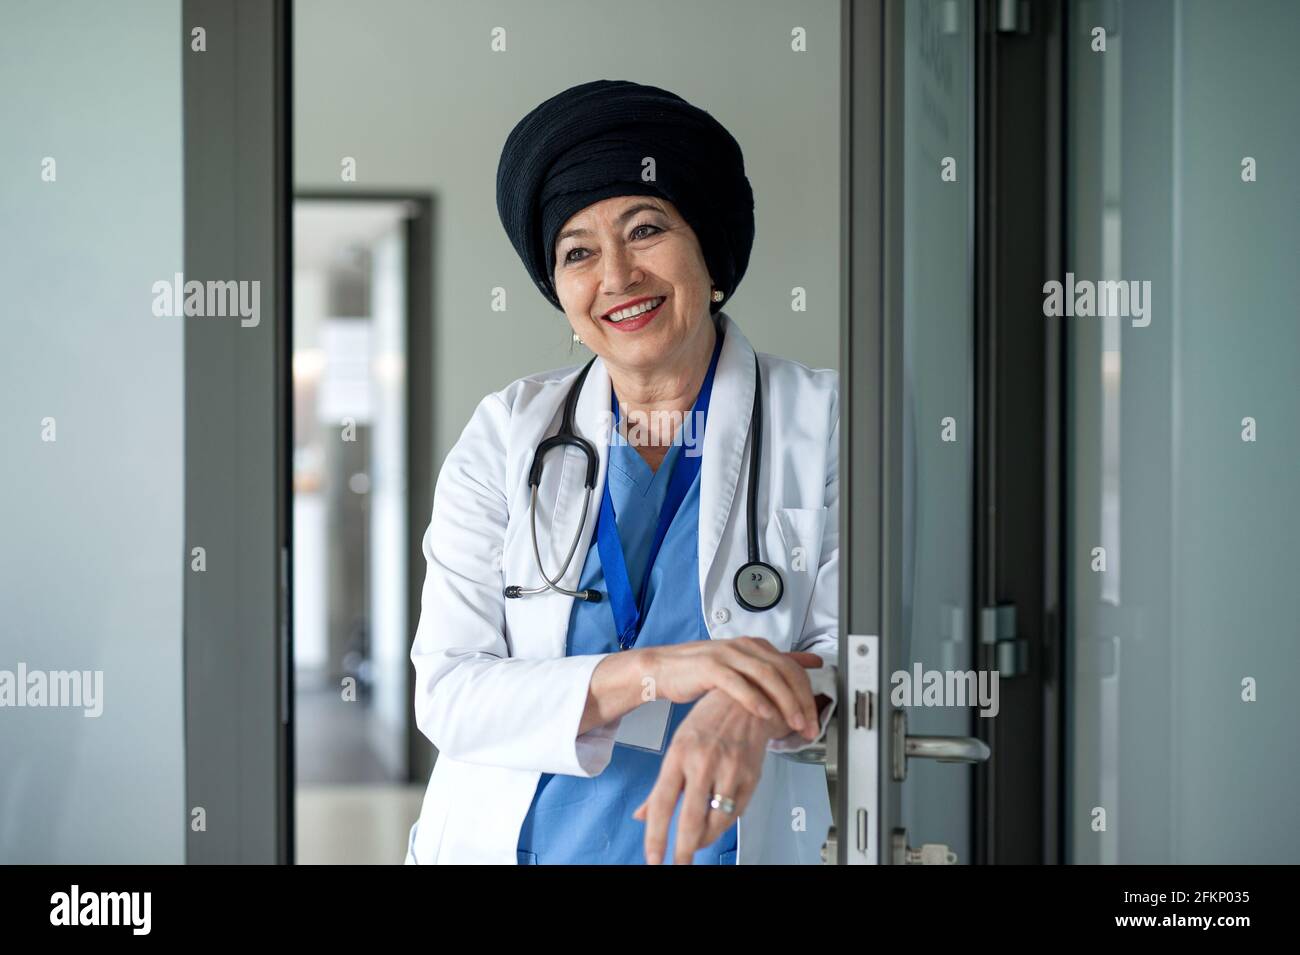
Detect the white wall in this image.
<box><xmin>0</xmin><ymin>0</ymin><xmax>184</xmax><ymax>862</ymax></box>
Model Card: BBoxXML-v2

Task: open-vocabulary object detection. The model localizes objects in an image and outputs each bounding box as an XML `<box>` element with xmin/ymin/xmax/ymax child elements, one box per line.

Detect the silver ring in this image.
<box><xmin>709</xmin><ymin>793</ymin><xmax>737</xmax><ymax>815</ymax></box>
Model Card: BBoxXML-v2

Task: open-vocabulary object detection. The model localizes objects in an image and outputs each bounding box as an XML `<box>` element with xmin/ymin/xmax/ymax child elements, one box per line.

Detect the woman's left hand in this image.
<box><xmin>631</xmin><ymin>687</ymin><xmax>786</xmax><ymax>865</ymax></box>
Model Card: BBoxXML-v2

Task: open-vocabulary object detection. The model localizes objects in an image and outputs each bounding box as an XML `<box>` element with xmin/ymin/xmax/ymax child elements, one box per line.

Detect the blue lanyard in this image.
<box><xmin>594</xmin><ymin>327</ymin><xmax>724</xmax><ymax>650</ymax></box>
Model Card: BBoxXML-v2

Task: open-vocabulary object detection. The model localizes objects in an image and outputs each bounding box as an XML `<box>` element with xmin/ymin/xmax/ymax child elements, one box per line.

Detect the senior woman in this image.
<box><xmin>405</xmin><ymin>79</ymin><xmax>839</xmax><ymax>865</ymax></box>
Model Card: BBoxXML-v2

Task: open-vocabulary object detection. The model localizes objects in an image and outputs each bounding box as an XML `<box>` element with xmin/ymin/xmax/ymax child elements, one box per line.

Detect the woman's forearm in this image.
<box><xmin>578</xmin><ymin>648</ymin><xmax>831</xmax><ymax>741</ymax></box>
<box><xmin>578</xmin><ymin>649</ymin><xmax>653</xmax><ymax>736</ymax></box>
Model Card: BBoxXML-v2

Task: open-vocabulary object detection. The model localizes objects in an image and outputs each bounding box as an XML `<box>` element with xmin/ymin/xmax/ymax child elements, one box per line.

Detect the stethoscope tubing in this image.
<box><xmin>505</xmin><ymin>483</ymin><xmax>598</xmax><ymax>600</ymax></box>
<box><xmin>505</xmin><ymin>343</ymin><xmax>780</xmax><ymax>611</ymax></box>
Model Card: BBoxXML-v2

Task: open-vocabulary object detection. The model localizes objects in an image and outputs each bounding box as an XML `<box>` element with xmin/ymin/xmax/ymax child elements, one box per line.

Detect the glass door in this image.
<box><xmin>840</xmin><ymin>0</ymin><xmax>983</xmax><ymax>865</ymax></box>
<box><xmin>894</xmin><ymin>0</ymin><xmax>980</xmax><ymax>864</ymax></box>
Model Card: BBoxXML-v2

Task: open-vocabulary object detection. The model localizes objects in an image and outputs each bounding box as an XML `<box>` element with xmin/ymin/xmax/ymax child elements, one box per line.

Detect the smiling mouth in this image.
<box><xmin>601</xmin><ymin>296</ymin><xmax>666</xmax><ymax>324</ymax></box>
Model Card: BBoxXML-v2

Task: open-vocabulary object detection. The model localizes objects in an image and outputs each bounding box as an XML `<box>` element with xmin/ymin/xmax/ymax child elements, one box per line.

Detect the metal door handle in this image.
<box><xmin>777</xmin><ymin>710</ymin><xmax>991</xmax><ymax>779</ymax></box>
<box><xmin>777</xmin><ymin>720</ymin><xmax>838</xmax><ymax>771</ymax></box>
<box><xmin>892</xmin><ymin>710</ymin><xmax>990</xmax><ymax>780</ymax></box>
<box><xmin>904</xmin><ymin>735</ymin><xmax>990</xmax><ymax>762</ymax></box>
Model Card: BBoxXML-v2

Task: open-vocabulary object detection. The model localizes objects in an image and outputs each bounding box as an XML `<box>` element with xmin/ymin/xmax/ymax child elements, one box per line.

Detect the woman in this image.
<box><xmin>405</xmin><ymin>79</ymin><xmax>839</xmax><ymax>865</ymax></box>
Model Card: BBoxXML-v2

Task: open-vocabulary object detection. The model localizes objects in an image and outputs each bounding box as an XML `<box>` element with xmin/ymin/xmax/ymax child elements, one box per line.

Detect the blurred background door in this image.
<box><xmin>291</xmin><ymin>195</ymin><xmax>433</xmax><ymax>864</ymax></box>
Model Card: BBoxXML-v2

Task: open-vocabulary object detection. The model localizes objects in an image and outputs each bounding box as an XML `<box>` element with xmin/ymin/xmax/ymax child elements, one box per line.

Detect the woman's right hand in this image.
<box><xmin>635</xmin><ymin>639</ymin><xmax>821</xmax><ymax>741</ymax></box>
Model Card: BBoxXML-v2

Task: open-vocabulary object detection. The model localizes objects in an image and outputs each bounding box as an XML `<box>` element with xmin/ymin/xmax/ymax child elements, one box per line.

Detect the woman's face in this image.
<box><xmin>552</xmin><ymin>195</ymin><xmax>713</xmax><ymax>377</ymax></box>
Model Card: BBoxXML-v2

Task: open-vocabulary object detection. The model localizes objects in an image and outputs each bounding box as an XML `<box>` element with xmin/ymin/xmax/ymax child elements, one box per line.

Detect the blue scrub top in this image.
<box><xmin>516</xmin><ymin>437</ymin><xmax>739</xmax><ymax>865</ymax></box>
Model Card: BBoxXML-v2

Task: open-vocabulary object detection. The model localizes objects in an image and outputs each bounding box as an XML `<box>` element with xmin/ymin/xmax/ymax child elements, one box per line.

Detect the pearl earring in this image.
<box><xmin>572</xmin><ymin>332</ymin><xmax>583</xmax><ymax>345</ymax></box>
<box><xmin>711</xmin><ymin>288</ymin><xmax>724</xmax><ymax>303</ymax></box>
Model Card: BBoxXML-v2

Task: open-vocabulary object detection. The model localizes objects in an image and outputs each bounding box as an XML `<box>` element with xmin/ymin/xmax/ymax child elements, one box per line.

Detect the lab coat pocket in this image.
<box><xmin>771</xmin><ymin>506</ymin><xmax>827</xmax><ymax>638</ymax></box>
<box><xmin>774</xmin><ymin>507</ymin><xmax>827</xmax><ymax>564</ymax></box>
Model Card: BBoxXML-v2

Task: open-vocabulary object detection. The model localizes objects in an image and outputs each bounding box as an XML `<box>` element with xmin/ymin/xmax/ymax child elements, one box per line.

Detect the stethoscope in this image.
<box><xmin>503</xmin><ymin>350</ymin><xmax>783</xmax><ymax>613</ymax></box>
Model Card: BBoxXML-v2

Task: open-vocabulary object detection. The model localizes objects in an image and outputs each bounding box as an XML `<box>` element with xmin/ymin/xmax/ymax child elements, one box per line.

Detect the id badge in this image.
<box><xmin>613</xmin><ymin>698</ymin><xmax>672</xmax><ymax>753</ymax></box>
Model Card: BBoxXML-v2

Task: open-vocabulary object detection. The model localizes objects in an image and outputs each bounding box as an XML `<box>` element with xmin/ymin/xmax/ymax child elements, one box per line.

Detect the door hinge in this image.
<box><xmin>980</xmin><ymin>604</ymin><xmax>1028</xmax><ymax>677</ymax></box>
<box><xmin>995</xmin><ymin>0</ymin><xmax>1030</xmax><ymax>34</ymax></box>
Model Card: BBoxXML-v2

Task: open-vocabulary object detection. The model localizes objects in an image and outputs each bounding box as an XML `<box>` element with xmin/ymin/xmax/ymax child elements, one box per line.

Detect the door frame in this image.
<box><xmin>971</xmin><ymin>0</ymin><xmax>1067</xmax><ymax>865</ymax></box>
<box><xmin>837</xmin><ymin>0</ymin><xmax>894</xmax><ymax>865</ymax></box>
<box><xmin>183</xmin><ymin>0</ymin><xmax>293</xmax><ymax>864</ymax></box>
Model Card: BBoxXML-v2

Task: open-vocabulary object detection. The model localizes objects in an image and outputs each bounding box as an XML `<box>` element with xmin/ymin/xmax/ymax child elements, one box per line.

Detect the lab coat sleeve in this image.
<box><xmin>768</xmin><ymin>382</ymin><xmax>839</xmax><ymax>755</ymax></box>
<box><xmin>410</xmin><ymin>391</ymin><xmax>620</xmax><ymax>778</ymax></box>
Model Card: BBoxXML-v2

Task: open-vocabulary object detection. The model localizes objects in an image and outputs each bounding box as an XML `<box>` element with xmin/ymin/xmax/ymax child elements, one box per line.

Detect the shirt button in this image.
<box><xmin>712</xmin><ymin>608</ymin><xmax>731</xmax><ymax>625</ymax></box>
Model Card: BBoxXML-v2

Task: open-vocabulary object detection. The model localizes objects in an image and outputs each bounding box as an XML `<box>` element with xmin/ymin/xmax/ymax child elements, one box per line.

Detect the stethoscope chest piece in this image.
<box><xmin>733</xmin><ymin>560</ymin><xmax>783</xmax><ymax>612</ymax></box>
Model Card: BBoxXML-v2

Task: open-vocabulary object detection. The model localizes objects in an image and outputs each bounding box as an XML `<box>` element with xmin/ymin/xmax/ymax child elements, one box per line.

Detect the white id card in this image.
<box><xmin>614</xmin><ymin>699</ymin><xmax>673</xmax><ymax>753</ymax></box>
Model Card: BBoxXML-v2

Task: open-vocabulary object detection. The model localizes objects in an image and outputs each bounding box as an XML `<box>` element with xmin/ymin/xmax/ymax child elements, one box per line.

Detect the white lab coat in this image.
<box><xmin>404</xmin><ymin>312</ymin><xmax>839</xmax><ymax>864</ymax></box>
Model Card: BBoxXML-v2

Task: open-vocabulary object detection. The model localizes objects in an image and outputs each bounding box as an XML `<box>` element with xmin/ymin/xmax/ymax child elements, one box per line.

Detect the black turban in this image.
<box><xmin>496</xmin><ymin>79</ymin><xmax>755</xmax><ymax>315</ymax></box>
